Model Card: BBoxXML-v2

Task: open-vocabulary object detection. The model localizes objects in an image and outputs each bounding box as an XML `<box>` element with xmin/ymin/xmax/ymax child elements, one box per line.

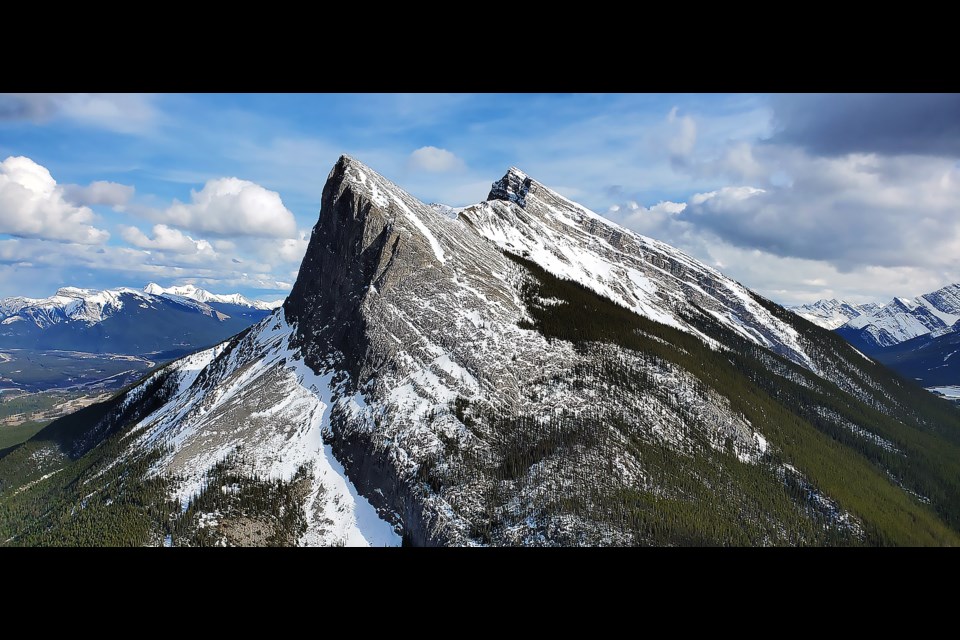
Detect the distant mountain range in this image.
<box><xmin>791</xmin><ymin>284</ymin><xmax>960</xmax><ymax>388</ymax></box>
<box><xmin>142</xmin><ymin>283</ymin><xmax>281</xmax><ymax>311</ymax></box>
<box><xmin>0</xmin><ymin>284</ymin><xmax>281</xmax><ymax>393</ymax></box>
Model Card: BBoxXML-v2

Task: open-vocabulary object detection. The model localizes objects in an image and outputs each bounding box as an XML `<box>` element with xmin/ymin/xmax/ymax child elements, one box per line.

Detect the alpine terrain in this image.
<box><xmin>793</xmin><ymin>285</ymin><xmax>960</xmax><ymax>392</ymax></box>
<box><xmin>0</xmin><ymin>283</ymin><xmax>280</xmax><ymax>393</ymax></box>
<box><xmin>0</xmin><ymin>283</ymin><xmax>280</xmax><ymax>357</ymax></box>
<box><xmin>3</xmin><ymin>155</ymin><xmax>960</xmax><ymax>547</ymax></box>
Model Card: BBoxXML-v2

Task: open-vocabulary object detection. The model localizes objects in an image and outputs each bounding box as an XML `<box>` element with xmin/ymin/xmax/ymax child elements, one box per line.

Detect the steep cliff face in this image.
<box><xmin>5</xmin><ymin>156</ymin><xmax>960</xmax><ymax>547</ymax></box>
<box><xmin>284</xmin><ymin>157</ymin><xmax>393</xmax><ymax>378</ymax></box>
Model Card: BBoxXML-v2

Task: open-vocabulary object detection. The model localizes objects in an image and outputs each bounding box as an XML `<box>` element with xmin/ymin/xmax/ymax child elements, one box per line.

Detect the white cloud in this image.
<box><xmin>667</xmin><ymin>107</ymin><xmax>697</xmax><ymax>160</ymax></box>
<box><xmin>0</xmin><ymin>156</ymin><xmax>110</xmax><ymax>244</ymax></box>
<box><xmin>0</xmin><ymin>93</ymin><xmax>158</xmax><ymax>134</ymax></box>
<box><xmin>408</xmin><ymin>146</ymin><xmax>466</xmax><ymax>173</ymax></box>
<box><xmin>689</xmin><ymin>185</ymin><xmax>765</xmax><ymax>205</ymax></box>
<box><xmin>275</xmin><ymin>230</ymin><xmax>309</xmax><ymax>264</ymax></box>
<box><xmin>606</xmin><ymin>199</ymin><xmax>687</xmax><ymax>232</ymax></box>
<box><xmin>606</xmin><ymin>142</ymin><xmax>960</xmax><ymax>305</ymax></box>
<box><xmin>121</xmin><ymin>224</ymin><xmax>216</xmax><ymax>256</ymax></box>
<box><xmin>677</xmin><ymin>148</ymin><xmax>960</xmax><ymax>272</ymax></box>
<box><xmin>163</xmin><ymin>177</ymin><xmax>297</xmax><ymax>238</ymax></box>
<box><xmin>63</xmin><ymin>181</ymin><xmax>134</xmax><ymax>209</ymax></box>
<box><xmin>0</xmin><ymin>237</ymin><xmax>294</xmax><ymax>298</ymax></box>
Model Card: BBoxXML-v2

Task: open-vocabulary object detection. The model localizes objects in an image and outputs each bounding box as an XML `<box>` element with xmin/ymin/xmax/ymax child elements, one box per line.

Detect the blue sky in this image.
<box><xmin>2</xmin><ymin>93</ymin><xmax>959</xmax><ymax>306</ymax></box>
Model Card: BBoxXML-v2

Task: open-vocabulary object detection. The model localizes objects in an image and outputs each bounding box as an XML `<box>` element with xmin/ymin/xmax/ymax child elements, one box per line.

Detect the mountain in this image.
<box><xmin>0</xmin><ymin>284</ymin><xmax>279</xmax><ymax>356</ymax></box>
<box><xmin>3</xmin><ymin>155</ymin><xmax>960</xmax><ymax>547</ymax></box>
<box><xmin>865</xmin><ymin>327</ymin><xmax>960</xmax><ymax>388</ymax></box>
<box><xmin>143</xmin><ymin>283</ymin><xmax>282</xmax><ymax>311</ymax></box>
<box><xmin>790</xmin><ymin>299</ymin><xmax>877</xmax><ymax>330</ymax></box>
<box><xmin>830</xmin><ymin>284</ymin><xmax>960</xmax><ymax>351</ymax></box>
<box><xmin>793</xmin><ymin>285</ymin><xmax>960</xmax><ymax>388</ymax></box>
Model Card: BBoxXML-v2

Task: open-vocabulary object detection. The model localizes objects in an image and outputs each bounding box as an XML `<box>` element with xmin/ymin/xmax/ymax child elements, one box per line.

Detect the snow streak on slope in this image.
<box><xmin>391</xmin><ymin>195</ymin><xmax>446</xmax><ymax>264</ymax></box>
<box><xmin>461</xmin><ymin>170</ymin><xmax>818</xmax><ymax>372</ymax></box>
<box><xmin>123</xmin><ymin>311</ymin><xmax>400</xmax><ymax>547</ymax></box>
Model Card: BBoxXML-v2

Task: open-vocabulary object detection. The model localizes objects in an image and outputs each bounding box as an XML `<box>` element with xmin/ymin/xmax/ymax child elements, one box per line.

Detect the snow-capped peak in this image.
<box><xmin>894</xmin><ymin>297</ymin><xmax>919</xmax><ymax>311</ymax></box>
<box><xmin>799</xmin><ymin>283</ymin><xmax>960</xmax><ymax>348</ymax></box>
<box><xmin>790</xmin><ymin>299</ymin><xmax>867</xmax><ymax>330</ymax></box>
<box><xmin>488</xmin><ymin>166</ymin><xmax>532</xmax><ymax>208</ymax></box>
<box><xmin>55</xmin><ymin>286</ymin><xmax>98</xmax><ymax>298</ymax></box>
<box><xmin>142</xmin><ymin>283</ymin><xmax>281</xmax><ymax>310</ymax></box>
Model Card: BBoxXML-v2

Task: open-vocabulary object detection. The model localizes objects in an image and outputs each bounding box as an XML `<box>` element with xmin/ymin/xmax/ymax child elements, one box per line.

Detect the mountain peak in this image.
<box><xmin>790</xmin><ymin>298</ymin><xmax>867</xmax><ymax>330</ymax></box>
<box><xmin>22</xmin><ymin>155</ymin><xmax>960</xmax><ymax>547</ymax></box>
<box><xmin>55</xmin><ymin>286</ymin><xmax>96</xmax><ymax>298</ymax></box>
<box><xmin>487</xmin><ymin>167</ymin><xmax>533</xmax><ymax>208</ymax></box>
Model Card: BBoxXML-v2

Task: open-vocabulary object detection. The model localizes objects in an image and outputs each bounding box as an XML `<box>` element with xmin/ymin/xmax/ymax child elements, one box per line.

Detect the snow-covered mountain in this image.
<box><xmin>795</xmin><ymin>285</ymin><xmax>960</xmax><ymax>387</ymax></box>
<box><xmin>842</xmin><ymin>293</ymin><xmax>960</xmax><ymax>349</ymax></box>
<box><xmin>0</xmin><ymin>286</ymin><xmax>155</xmax><ymax>328</ymax></box>
<box><xmin>3</xmin><ymin>155</ymin><xmax>960</xmax><ymax>547</ymax></box>
<box><xmin>795</xmin><ymin>284</ymin><xmax>960</xmax><ymax>351</ymax></box>
<box><xmin>790</xmin><ymin>299</ymin><xmax>877</xmax><ymax>330</ymax></box>
<box><xmin>0</xmin><ymin>284</ymin><xmax>278</xmax><ymax>355</ymax></box>
<box><xmin>143</xmin><ymin>283</ymin><xmax>282</xmax><ymax>311</ymax></box>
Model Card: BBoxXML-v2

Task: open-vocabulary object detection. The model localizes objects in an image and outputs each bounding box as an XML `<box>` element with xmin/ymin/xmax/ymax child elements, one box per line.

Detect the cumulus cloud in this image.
<box><xmin>121</xmin><ymin>224</ymin><xmax>216</xmax><ymax>256</ymax></box>
<box><xmin>0</xmin><ymin>93</ymin><xmax>158</xmax><ymax>134</ymax></box>
<box><xmin>163</xmin><ymin>177</ymin><xmax>297</xmax><ymax>238</ymax></box>
<box><xmin>0</xmin><ymin>236</ymin><xmax>295</xmax><ymax>298</ymax></box>
<box><xmin>770</xmin><ymin>93</ymin><xmax>960</xmax><ymax>157</ymax></box>
<box><xmin>408</xmin><ymin>146</ymin><xmax>466</xmax><ymax>173</ymax></box>
<box><xmin>63</xmin><ymin>181</ymin><xmax>134</xmax><ymax>208</ymax></box>
<box><xmin>0</xmin><ymin>156</ymin><xmax>110</xmax><ymax>244</ymax></box>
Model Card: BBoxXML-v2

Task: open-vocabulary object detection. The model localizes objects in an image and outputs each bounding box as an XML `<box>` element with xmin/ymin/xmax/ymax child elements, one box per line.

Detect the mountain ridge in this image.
<box><xmin>792</xmin><ymin>284</ymin><xmax>960</xmax><ymax>387</ymax></box>
<box><xmin>795</xmin><ymin>283</ymin><xmax>960</xmax><ymax>348</ymax></box>
<box><xmin>0</xmin><ymin>283</ymin><xmax>279</xmax><ymax>357</ymax></box>
<box><xmin>3</xmin><ymin>154</ymin><xmax>960</xmax><ymax>547</ymax></box>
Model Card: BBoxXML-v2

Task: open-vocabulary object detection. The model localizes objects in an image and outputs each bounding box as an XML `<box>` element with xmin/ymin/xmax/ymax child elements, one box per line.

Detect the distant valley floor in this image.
<box><xmin>0</xmin><ymin>348</ymin><xmax>192</xmax><ymax>450</ymax></box>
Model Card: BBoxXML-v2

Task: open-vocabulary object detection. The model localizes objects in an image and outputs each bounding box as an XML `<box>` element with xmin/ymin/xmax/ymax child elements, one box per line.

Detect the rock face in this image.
<box><xmin>488</xmin><ymin>167</ymin><xmax>532</xmax><ymax>207</ymax></box>
<box><xmin>6</xmin><ymin>155</ymin><xmax>960</xmax><ymax>547</ymax></box>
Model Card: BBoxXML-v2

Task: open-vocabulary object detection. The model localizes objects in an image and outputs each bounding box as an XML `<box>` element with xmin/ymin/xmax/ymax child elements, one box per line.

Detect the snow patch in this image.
<box><xmin>392</xmin><ymin>194</ymin><xmax>446</xmax><ymax>264</ymax></box>
<box><xmin>128</xmin><ymin>311</ymin><xmax>400</xmax><ymax>547</ymax></box>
